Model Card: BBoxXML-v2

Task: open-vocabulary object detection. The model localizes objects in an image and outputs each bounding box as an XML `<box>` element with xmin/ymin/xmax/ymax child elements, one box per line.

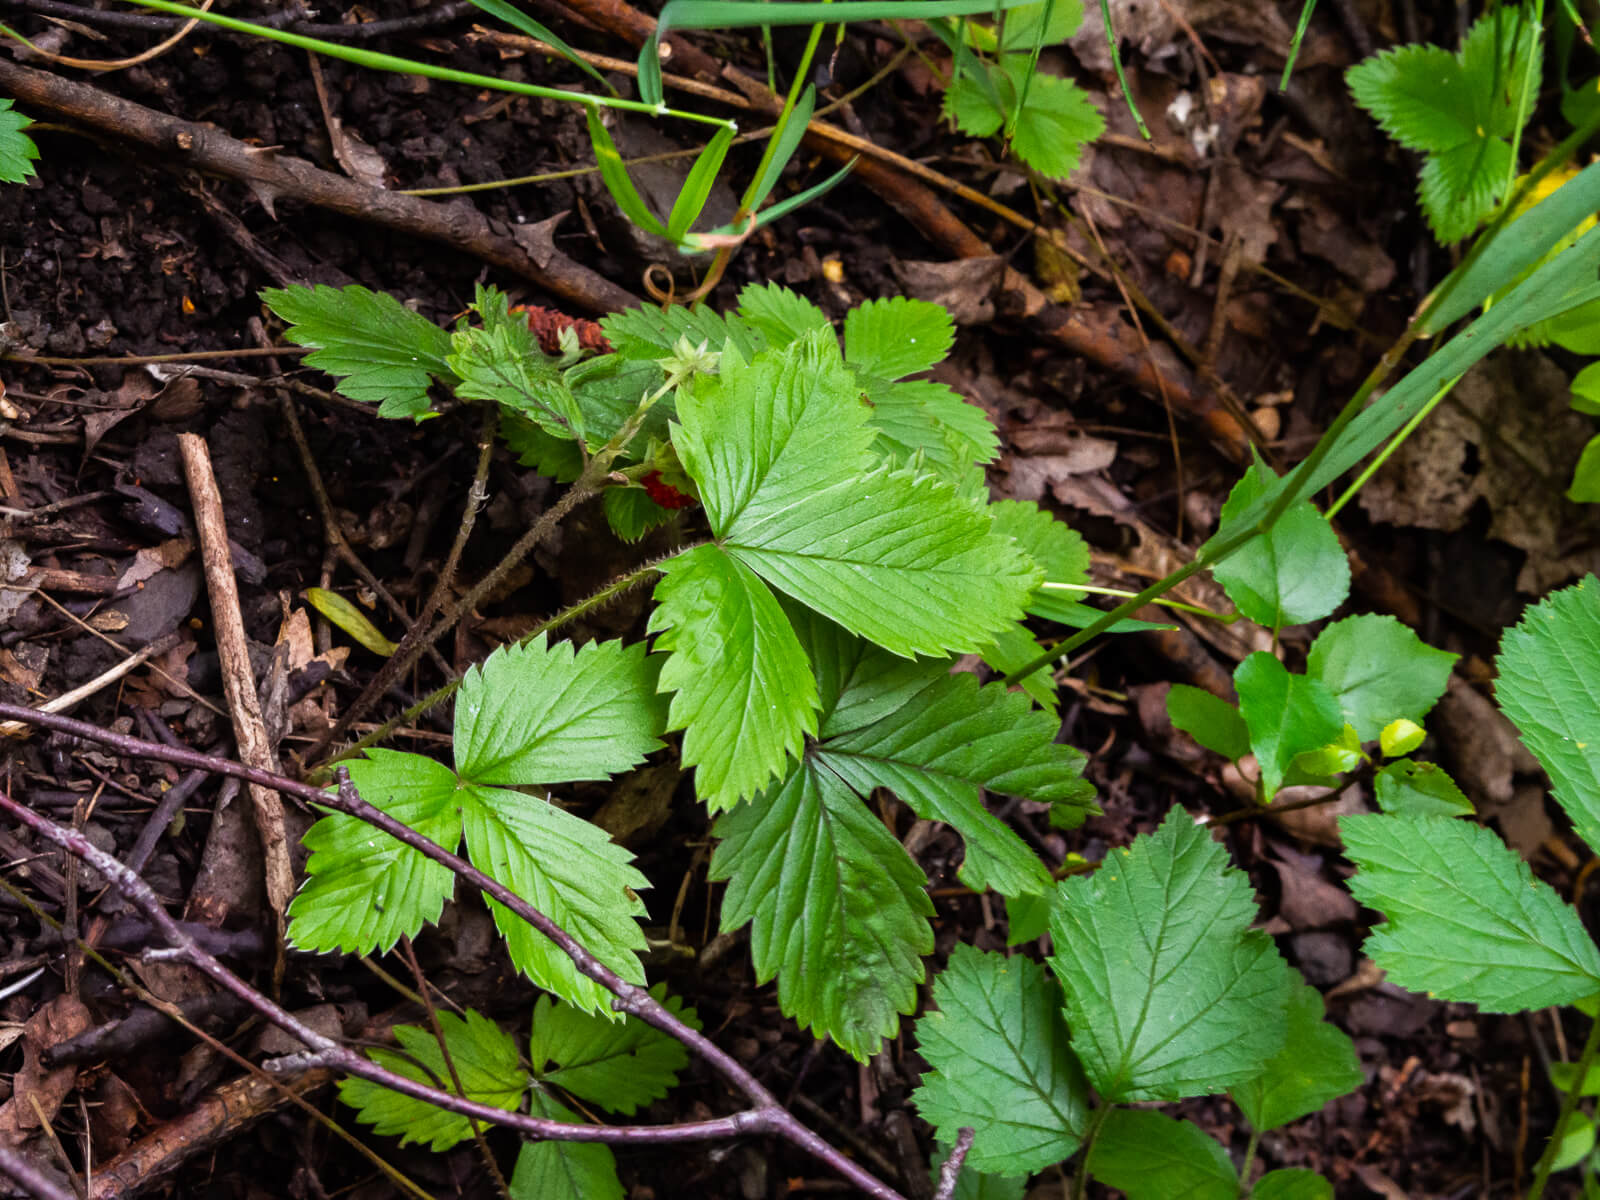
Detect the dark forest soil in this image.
<box><xmin>0</xmin><ymin>0</ymin><xmax>1595</xmax><ymax>1196</ymax></box>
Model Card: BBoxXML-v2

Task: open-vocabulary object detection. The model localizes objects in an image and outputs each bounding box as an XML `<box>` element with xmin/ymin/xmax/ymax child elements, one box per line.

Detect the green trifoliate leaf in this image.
<box><xmin>339</xmin><ymin>1010</ymin><xmax>526</xmax><ymax>1152</ymax></box>
<box><xmin>844</xmin><ymin>296</ymin><xmax>954</xmax><ymax>381</ymax></box>
<box><xmin>1230</xmin><ymin>971</ymin><xmax>1364</xmax><ymax>1132</ymax></box>
<box><xmin>449</xmin><ymin>316</ymin><xmax>584</xmax><ymax>443</ymax></box>
<box><xmin>1495</xmin><ymin>576</ymin><xmax>1600</xmax><ymax>855</ymax></box>
<box><xmin>736</xmin><ymin>282</ymin><xmax>831</xmax><ymax>345</ymax></box>
<box><xmin>913</xmin><ymin>946</ymin><xmax>1089</xmax><ymax>1176</ymax></box>
<box><xmin>510</xmin><ymin>1091</ymin><xmax>624</xmax><ymax>1200</ymax></box>
<box><xmin>929</xmin><ymin>1148</ymin><xmax>1025</xmax><ymax>1200</ymax></box>
<box><xmin>710</xmin><ymin>762</ymin><xmax>934</xmax><ymax>1060</ymax></box>
<box><xmin>0</xmin><ymin>99</ymin><xmax>39</xmax><ymax>185</ymax></box>
<box><xmin>1346</xmin><ymin>7</ymin><xmax>1541</xmax><ymax>243</ymax></box>
<box><xmin>1211</xmin><ymin>460</ymin><xmax>1349</xmax><ymax>629</ymax></box>
<box><xmin>460</xmin><ymin>784</ymin><xmax>650</xmax><ymax>1014</ymax></box>
<box><xmin>1306</xmin><ymin>614</ymin><xmax>1456</xmax><ymax>741</ymax></box>
<box><xmin>1373</xmin><ymin>759</ymin><xmax>1474</xmax><ymax>818</ymax></box>
<box><xmin>1167</xmin><ymin>684</ymin><xmax>1251</xmax><ymax>761</ymax></box>
<box><xmin>453</xmin><ymin>635</ymin><xmax>666</xmax><ymax>787</ymax></box>
<box><xmin>1343</xmin><ymin>812</ymin><xmax>1600</xmax><ymax>1011</ymax></box>
<box><xmin>527</xmin><ymin>986</ymin><xmax>698</xmax><ymax>1116</ymax></box>
<box><xmin>1049</xmin><ymin>807</ymin><xmax>1291</xmax><ymax>1101</ymax></box>
<box><xmin>1235</xmin><ymin>652</ymin><xmax>1344</xmax><ymax>798</ymax></box>
<box><xmin>1253</xmin><ymin>1170</ymin><xmax>1334</xmax><ymax>1200</ymax></box>
<box><xmin>1085</xmin><ymin>1109</ymin><xmax>1238</xmax><ymax>1200</ymax></box>
<box><xmin>287</xmin><ymin>750</ymin><xmax>460</xmax><ymax>956</ymax></box>
<box><xmin>674</xmin><ymin>331</ymin><xmax>1037</xmax><ymax>657</ymax></box>
<box><xmin>262</xmin><ymin>284</ymin><xmax>453</xmax><ymax>419</ymax></box>
<box><xmin>818</xmin><ymin>665</ymin><xmax>1093</xmax><ymax>895</ymax></box>
<box><xmin>945</xmin><ymin>58</ymin><xmax>1103</xmax><ymax>180</ymax></box>
<box><xmin>649</xmin><ymin>544</ymin><xmax>819</xmax><ymax>812</ymax></box>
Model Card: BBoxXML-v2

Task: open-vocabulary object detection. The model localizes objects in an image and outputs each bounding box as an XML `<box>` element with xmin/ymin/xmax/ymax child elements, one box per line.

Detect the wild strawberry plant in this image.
<box><xmin>0</xmin><ymin>96</ymin><xmax>36</xmax><ymax>185</ymax></box>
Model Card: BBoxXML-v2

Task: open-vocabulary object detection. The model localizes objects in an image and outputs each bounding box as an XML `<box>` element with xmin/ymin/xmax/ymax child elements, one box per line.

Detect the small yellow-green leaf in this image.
<box><xmin>1380</xmin><ymin>718</ymin><xmax>1426</xmax><ymax>757</ymax></box>
<box><xmin>1292</xmin><ymin>723</ymin><xmax>1366</xmax><ymax>778</ymax></box>
<box><xmin>306</xmin><ymin>587</ymin><xmax>397</xmax><ymax>656</ymax></box>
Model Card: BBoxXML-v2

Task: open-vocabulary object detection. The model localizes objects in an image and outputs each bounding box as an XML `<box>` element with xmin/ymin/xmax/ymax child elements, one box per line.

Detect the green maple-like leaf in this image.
<box><xmin>1346</xmin><ymin>7</ymin><xmax>1541</xmax><ymax>243</ymax></box>
<box><xmin>453</xmin><ymin>634</ymin><xmax>666</xmax><ymax>786</ymax></box>
<box><xmin>912</xmin><ymin>946</ymin><xmax>1090</xmax><ymax>1176</ymax></box>
<box><xmin>461</xmin><ymin>783</ymin><xmax>649</xmax><ymax>1014</ymax></box>
<box><xmin>710</xmin><ymin>762</ymin><xmax>934</xmax><ymax>1060</ymax></box>
<box><xmin>1235</xmin><ymin>652</ymin><xmax>1345</xmax><ymax>797</ymax></box>
<box><xmin>0</xmin><ymin>99</ymin><xmax>39</xmax><ymax>185</ymax></box>
<box><xmin>1495</xmin><ymin>576</ymin><xmax>1600</xmax><ymax>855</ymax></box>
<box><xmin>287</xmin><ymin>750</ymin><xmax>461</xmax><ymax>956</ymax></box>
<box><xmin>672</xmin><ymin>329</ymin><xmax>1036</xmax><ymax>657</ymax></box>
<box><xmin>340</xmin><ymin>1010</ymin><xmax>526</xmax><ymax>1152</ymax></box>
<box><xmin>1086</xmin><ymin>1109</ymin><xmax>1238</xmax><ymax>1200</ymax></box>
<box><xmin>527</xmin><ymin>986</ymin><xmax>698</xmax><ymax>1116</ymax></box>
<box><xmin>510</xmin><ymin>1091</ymin><xmax>624</xmax><ymax>1200</ymax></box>
<box><xmin>262</xmin><ymin>284</ymin><xmax>453</xmax><ymax>419</ymax></box>
<box><xmin>1049</xmin><ymin>807</ymin><xmax>1291</xmax><ymax>1102</ymax></box>
<box><xmin>649</xmin><ymin>544</ymin><xmax>819</xmax><ymax>812</ymax></box>
<box><xmin>1211</xmin><ymin>459</ymin><xmax>1349</xmax><ymax>630</ymax></box>
<box><xmin>1343</xmin><ymin>812</ymin><xmax>1600</xmax><ymax>1012</ymax></box>
<box><xmin>1230</xmin><ymin>971</ymin><xmax>1364</xmax><ymax>1132</ymax></box>
<box><xmin>1306</xmin><ymin>614</ymin><xmax>1456</xmax><ymax>742</ymax></box>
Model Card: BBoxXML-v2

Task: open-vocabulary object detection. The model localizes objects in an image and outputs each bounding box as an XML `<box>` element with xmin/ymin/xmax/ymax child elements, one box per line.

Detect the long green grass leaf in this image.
<box><xmin>667</xmin><ymin>122</ymin><xmax>736</xmax><ymax>242</ymax></box>
<box><xmin>745</xmin><ymin>84</ymin><xmax>815</xmax><ymax>211</ymax></box>
<box><xmin>585</xmin><ymin>108</ymin><xmax>669</xmax><ymax>238</ymax></box>
<box><xmin>465</xmin><ymin>0</ymin><xmax>613</xmax><ymax>91</ymax></box>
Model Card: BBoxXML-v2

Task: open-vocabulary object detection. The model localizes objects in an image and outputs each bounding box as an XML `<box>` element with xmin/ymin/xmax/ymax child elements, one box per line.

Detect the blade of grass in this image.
<box><xmin>585</xmin><ymin>107</ymin><xmax>670</xmax><ymax>237</ymax></box>
<box><xmin>667</xmin><ymin>121</ymin><xmax>737</xmax><ymax>242</ymax></box>
<box><xmin>464</xmin><ymin>0</ymin><xmax>614</xmax><ymax>92</ymax></box>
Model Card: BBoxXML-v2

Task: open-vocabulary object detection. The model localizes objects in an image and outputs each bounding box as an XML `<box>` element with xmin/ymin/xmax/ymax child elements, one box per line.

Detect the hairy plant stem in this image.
<box><xmin>1070</xmin><ymin>1103</ymin><xmax>1112</xmax><ymax>1200</ymax></box>
<box><xmin>1528</xmin><ymin>1013</ymin><xmax>1600</xmax><ymax>1199</ymax></box>
<box><xmin>1240</xmin><ymin>1126</ymin><xmax>1262</xmax><ymax>1192</ymax></box>
<box><xmin>0</xmin><ymin>705</ymin><xmax>921</xmax><ymax>1199</ymax></box>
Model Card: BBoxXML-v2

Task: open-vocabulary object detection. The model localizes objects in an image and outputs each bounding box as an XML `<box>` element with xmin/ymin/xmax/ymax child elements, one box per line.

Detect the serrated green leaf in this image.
<box><xmin>710</xmin><ymin>762</ymin><xmax>934</xmax><ymax>1059</ymax></box>
<box><xmin>792</xmin><ymin>604</ymin><xmax>939</xmax><ymax>736</ymax></box>
<box><xmin>1496</xmin><ymin>576</ymin><xmax>1600</xmax><ymax>855</ymax></box>
<box><xmin>945</xmin><ymin>67</ymin><xmax>1007</xmax><ymax>139</ymax></box>
<box><xmin>528</xmin><ymin>986</ymin><xmax>697</xmax><ymax>1115</ymax></box>
<box><xmin>1086</xmin><ymin>1109</ymin><xmax>1238</xmax><ymax>1200</ymax></box>
<box><xmin>602</xmin><ymin>485</ymin><xmax>674</xmax><ymax>542</ymax></box>
<box><xmin>1346</xmin><ymin>8</ymin><xmax>1541</xmax><ymax>243</ymax></box>
<box><xmin>987</xmin><ymin>499</ymin><xmax>1090</xmax><ymax>616</ymax></box>
<box><xmin>844</xmin><ymin>296</ymin><xmax>954</xmax><ymax>381</ymax></box>
<box><xmin>649</xmin><ymin>544</ymin><xmax>819</xmax><ymax>811</ymax></box>
<box><xmin>944</xmin><ymin>57</ymin><xmax>1102</xmax><ymax>180</ymax></box>
<box><xmin>600</xmin><ymin>302</ymin><xmax>764</xmax><ymax>364</ymax></box>
<box><xmin>1253</xmin><ymin>1169</ymin><xmax>1334</xmax><ymax>1200</ymax></box>
<box><xmin>1305</xmin><ymin>614</ymin><xmax>1456</xmax><ymax>742</ymax></box>
<box><xmin>1230</xmin><ymin>971</ymin><xmax>1363</xmax><ymax>1132</ymax></box>
<box><xmin>510</xmin><ymin>1091</ymin><xmax>624</xmax><ymax>1200</ymax></box>
<box><xmin>454</xmin><ymin>635</ymin><xmax>666</xmax><ymax>787</ymax></box>
<box><xmin>861</xmin><ymin>379</ymin><xmax>1001</xmax><ymax>476</ymax></box>
<box><xmin>1167</xmin><ymin>685</ymin><xmax>1251</xmax><ymax>761</ymax></box>
<box><xmin>737</xmin><ymin>282</ymin><xmax>831</xmax><ymax>345</ymax></box>
<box><xmin>980</xmin><ymin>622</ymin><xmax>1060</xmax><ymax>714</ymax></box>
<box><xmin>674</xmin><ymin>332</ymin><xmax>1037</xmax><ymax>657</ymax></box>
<box><xmin>0</xmin><ymin>98</ymin><xmax>39</xmax><ymax>185</ymax></box>
<box><xmin>449</xmin><ymin>307</ymin><xmax>584</xmax><ymax>442</ymax></box>
<box><xmin>340</xmin><ymin>1010</ymin><xmax>526</xmax><ymax>1152</ymax></box>
<box><xmin>1236</xmin><ymin>652</ymin><xmax>1344</xmax><ymax>798</ymax></box>
<box><xmin>1049</xmin><ymin>807</ymin><xmax>1291</xmax><ymax>1102</ymax></box>
<box><xmin>262</xmin><ymin>284</ymin><xmax>452</xmax><ymax>419</ymax></box>
<box><xmin>1212</xmin><ymin>460</ymin><xmax>1349</xmax><ymax>630</ymax></box>
<box><xmin>913</xmin><ymin>946</ymin><xmax>1089</xmax><ymax>1176</ymax></box>
<box><xmin>461</xmin><ymin>784</ymin><xmax>649</xmax><ymax>1013</ymax></box>
<box><xmin>288</xmin><ymin>750</ymin><xmax>460</xmax><ymax>956</ymax></box>
<box><xmin>1005</xmin><ymin>890</ymin><xmax>1051</xmax><ymax>945</ymax></box>
<box><xmin>929</xmin><ymin>1146</ymin><xmax>1025</xmax><ymax>1200</ymax></box>
<box><xmin>817</xmin><ymin>666</ymin><xmax>1094</xmax><ymax>895</ymax></box>
<box><xmin>564</xmin><ymin>353</ymin><xmax>672</xmax><ymax>447</ymax></box>
<box><xmin>503</xmin><ymin>412</ymin><xmax>585</xmax><ymax>481</ymax></box>
<box><xmin>1374</xmin><ymin>759</ymin><xmax>1474</xmax><ymax>817</ymax></box>
<box><xmin>1343</xmin><ymin>812</ymin><xmax>1600</xmax><ymax>1011</ymax></box>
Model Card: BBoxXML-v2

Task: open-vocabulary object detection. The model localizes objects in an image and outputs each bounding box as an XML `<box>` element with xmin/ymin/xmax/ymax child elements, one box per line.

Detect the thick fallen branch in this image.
<box><xmin>0</xmin><ymin>57</ymin><xmax>639</xmax><ymax>316</ymax></box>
<box><xmin>0</xmin><ymin>704</ymin><xmax>955</xmax><ymax>1200</ymax></box>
